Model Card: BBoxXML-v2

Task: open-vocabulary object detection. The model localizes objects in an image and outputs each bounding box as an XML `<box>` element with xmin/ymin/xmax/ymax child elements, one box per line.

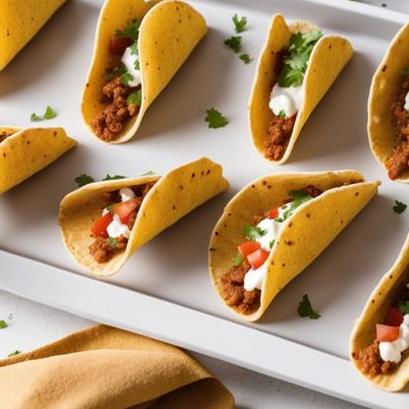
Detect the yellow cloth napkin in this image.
<box><xmin>0</xmin><ymin>325</ymin><xmax>235</xmax><ymax>409</ymax></box>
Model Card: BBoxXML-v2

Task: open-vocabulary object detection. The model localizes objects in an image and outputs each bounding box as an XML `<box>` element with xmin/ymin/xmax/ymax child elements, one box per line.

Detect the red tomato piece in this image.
<box><xmin>376</xmin><ymin>324</ymin><xmax>400</xmax><ymax>342</ymax></box>
<box><xmin>113</xmin><ymin>198</ymin><xmax>140</xmax><ymax>224</ymax></box>
<box><xmin>238</xmin><ymin>241</ymin><xmax>261</xmax><ymax>257</ymax></box>
<box><xmin>247</xmin><ymin>249</ymin><xmax>270</xmax><ymax>269</ymax></box>
<box><xmin>386</xmin><ymin>307</ymin><xmax>404</xmax><ymax>327</ymax></box>
<box><xmin>91</xmin><ymin>212</ymin><xmax>113</xmax><ymax>238</ymax></box>
<box><xmin>108</xmin><ymin>36</ymin><xmax>132</xmax><ymax>55</ymax></box>
<box><xmin>268</xmin><ymin>208</ymin><xmax>279</xmax><ymax>219</ymax></box>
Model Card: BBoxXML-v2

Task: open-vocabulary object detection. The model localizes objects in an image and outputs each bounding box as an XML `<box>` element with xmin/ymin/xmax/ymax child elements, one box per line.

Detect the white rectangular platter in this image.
<box><xmin>1</xmin><ymin>0</ymin><xmax>409</xmax><ymax>407</ymax></box>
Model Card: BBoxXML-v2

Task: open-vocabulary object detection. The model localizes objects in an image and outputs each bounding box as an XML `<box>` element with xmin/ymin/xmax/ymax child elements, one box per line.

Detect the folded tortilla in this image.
<box><xmin>209</xmin><ymin>170</ymin><xmax>379</xmax><ymax>321</ymax></box>
<box><xmin>59</xmin><ymin>157</ymin><xmax>229</xmax><ymax>276</ymax></box>
<box><xmin>82</xmin><ymin>0</ymin><xmax>207</xmax><ymax>144</ymax></box>
<box><xmin>0</xmin><ymin>0</ymin><xmax>67</xmax><ymax>71</ymax></box>
<box><xmin>0</xmin><ymin>127</ymin><xmax>76</xmax><ymax>195</ymax></box>
<box><xmin>350</xmin><ymin>233</ymin><xmax>409</xmax><ymax>391</ymax></box>
<box><xmin>249</xmin><ymin>14</ymin><xmax>353</xmax><ymax>164</ymax></box>
<box><xmin>368</xmin><ymin>22</ymin><xmax>409</xmax><ymax>183</ymax></box>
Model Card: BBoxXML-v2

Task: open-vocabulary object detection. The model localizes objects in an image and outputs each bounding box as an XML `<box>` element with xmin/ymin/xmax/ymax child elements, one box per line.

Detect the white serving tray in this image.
<box><xmin>1</xmin><ymin>0</ymin><xmax>409</xmax><ymax>407</ymax></box>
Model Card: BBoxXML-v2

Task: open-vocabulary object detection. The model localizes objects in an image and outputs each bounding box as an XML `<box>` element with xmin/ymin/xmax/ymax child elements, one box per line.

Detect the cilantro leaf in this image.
<box><xmin>121</xmin><ymin>72</ymin><xmax>134</xmax><ymax>86</ymax></box>
<box><xmin>8</xmin><ymin>350</ymin><xmax>21</xmax><ymax>357</ymax></box>
<box><xmin>127</xmin><ymin>89</ymin><xmax>142</xmax><ymax>106</ymax></box>
<box><xmin>278</xmin><ymin>30</ymin><xmax>323</xmax><ymax>87</ymax></box>
<box><xmin>269</xmin><ymin>240</ymin><xmax>275</xmax><ymax>249</ymax></box>
<box><xmin>399</xmin><ymin>301</ymin><xmax>409</xmax><ymax>315</ymax></box>
<box><xmin>239</xmin><ymin>53</ymin><xmax>253</xmax><ymax>64</ymax></box>
<box><xmin>393</xmin><ymin>200</ymin><xmax>407</xmax><ymax>214</ymax></box>
<box><xmin>102</xmin><ymin>174</ymin><xmax>126</xmax><ymax>181</ymax></box>
<box><xmin>278</xmin><ymin>110</ymin><xmax>286</xmax><ymax>118</ymax></box>
<box><xmin>297</xmin><ymin>294</ymin><xmax>320</xmax><ymax>319</ymax></box>
<box><xmin>280</xmin><ymin>189</ymin><xmax>313</xmax><ymax>222</ymax></box>
<box><xmin>243</xmin><ymin>224</ymin><xmax>266</xmax><ymax>240</ymax></box>
<box><xmin>224</xmin><ymin>36</ymin><xmax>242</xmax><ymax>53</ymax></box>
<box><xmin>108</xmin><ymin>237</ymin><xmax>118</xmax><ymax>248</ymax></box>
<box><xmin>30</xmin><ymin>113</ymin><xmax>42</xmax><ymax>122</ymax></box>
<box><xmin>75</xmin><ymin>174</ymin><xmax>95</xmax><ymax>187</ymax></box>
<box><xmin>116</xmin><ymin>20</ymin><xmax>140</xmax><ymax>41</ymax></box>
<box><xmin>30</xmin><ymin>106</ymin><xmax>57</xmax><ymax>122</ymax></box>
<box><xmin>0</xmin><ymin>320</ymin><xmax>8</xmax><ymax>329</ymax></box>
<box><xmin>233</xmin><ymin>253</ymin><xmax>243</xmax><ymax>267</ymax></box>
<box><xmin>205</xmin><ymin>108</ymin><xmax>229</xmax><ymax>129</ymax></box>
<box><xmin>232</xmin><ymin>14</ymin><xmax>247</xmax><ymax>33</ymax></box>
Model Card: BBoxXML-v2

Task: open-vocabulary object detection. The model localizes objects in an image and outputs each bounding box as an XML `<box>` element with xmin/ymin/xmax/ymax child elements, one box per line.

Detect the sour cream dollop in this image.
<box><xmin>269</xmin><ymin>84</ymin><xmax>303</xmax><ymax>118</ymax></box>
<box><xmin>404</xmin><ymin>92</ymin><xmax>409</xmax><ymax>112</ymax></box>
<box><xmin>379</xmin><ymin>314</ymin><xmax>409</xmax><ymax>363</ymax></box>
<box><xmin>121</xmin><ymin>46</ymin><xmax>141</xmax><ymax>87</ymax></box>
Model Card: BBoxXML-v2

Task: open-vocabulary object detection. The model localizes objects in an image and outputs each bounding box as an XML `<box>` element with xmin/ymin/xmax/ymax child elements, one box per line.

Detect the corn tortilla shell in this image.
<box><xmin>59</xmin><ymin>157</ymin><xmax>229</xmax><ymax>276</ymax></box>
<box><xmin>82</xmin><ymin>0</ymin><xmax>207</xmax><ymax>144</ymax></box>
<box><xmin>209</xmin><ymin>170</ymin><xmax>379</xmax><ymax>321</ymax></box>
<box><xmin>249</xmin><ymin>14</ymin><xmax>353</xmax><ymax>165</ymax></box>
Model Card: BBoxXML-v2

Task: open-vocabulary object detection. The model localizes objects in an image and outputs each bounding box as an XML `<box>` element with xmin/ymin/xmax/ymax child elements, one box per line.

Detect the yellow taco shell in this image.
<box><xmin>368</xmin><ymin>23</ymin><xmax>409</xmax><ymax>183</ymax></box>
<box><xmin>249</xmin><ymin>14</ymin><xmax>353</xmax><ymax>164</ymax></box>
<box><xmin>59</xmin><ymin>157</ymin><xmax>229</xmax><ymax>276</ymax></box>
<box><xmin>350</xmin><ymin>233</ymin><xmax>409</xmax><ymax>391</ymax></box>
<box><xmin>0</xmin><ymin>0</ymin><xmax>67</xmax><ymax>71</ymax></box>
<box><xmin>82</xmin><ymin>0</ymin><xmax>207</xmax><ymax>144</ymax></box>
<box><xmin>0</xmin><ymin>127</ymin><xmax>76</xmax><ymax>195</ymax></box>
<box><xmin>209</xmin><ymin>170</ymin><xmax>379</xmax><ymax>321</ymax></box>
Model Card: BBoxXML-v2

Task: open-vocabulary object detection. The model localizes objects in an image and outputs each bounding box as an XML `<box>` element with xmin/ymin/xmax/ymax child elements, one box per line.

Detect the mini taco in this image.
<box><xmin>0</xmin><ymin>127</ymin><xmax>76</xmax><ymax>195</ymax></box>
<box><xmin>249</xmin><ymin>14</ymin><xmax>353</xmax><ymax>164</ymax></box>
<box><xmin>209</xmin><ymin>171</ymin><xmax>379</xmax><ymax>321</ymax></box>
<box><xmin>368</xmin><ymin>23</ymin><xmax>409</xmax><ymax>182</ymax></box>
<box><xmin>0</xmin><ymin>0</ymin><xmax>67</xmax><ymax>71</ymax></box>
<box><xmin>59</xmin><ymin>157</ymin><xmax>229</xmax><ymax>276</ymax></box>
<box><xmin>82</xmin><ymin>0</ymin><xmax>207</xmax><ymax>144</ymax></box>
<box><xmin>350</xmin><ymin>233</ymin><xmax>409</xmax><ymax>391</ymax></box>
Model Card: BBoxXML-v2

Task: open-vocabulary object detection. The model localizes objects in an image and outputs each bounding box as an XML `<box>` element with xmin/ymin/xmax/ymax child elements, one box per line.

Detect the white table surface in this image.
<box><xmin>1</xmin><ymin>1</ymin><xmax>408</xmax><ymax>408</ymax></box>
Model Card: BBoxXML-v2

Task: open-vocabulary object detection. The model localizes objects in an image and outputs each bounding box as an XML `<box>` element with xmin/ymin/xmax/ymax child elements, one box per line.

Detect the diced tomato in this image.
<box><xmin>108</xmin><ymin>36</ymin><xmax>132</xmax><ymax>55</ymax></box>
<box><xmin>238</xmin><ymin>241</ymin><xmax>261</xmax><ymax>257</ymax></box>
<box><xmin>113</xmin><ymin>198</ymin><xmax>140</xmax><ymax>224</ymax></box>
<box><xmin>268</xmin><ymin>208</ymin><xmax>279</xmax><ymax>219</ymax></box>
<box><xmin>386</xmin><ymin>307</ymin><xmax>404</xmax><ymax>327</ymax></box>
<box><xmin>91</xmin><ymin>213</ymin><xmax>113</xmax><ymax>238</ymax></box>
<box><xmin>247</xmin><ymin>249</ymin><xmax>270</xmax><ymax>269</ymax></box>
<box><xmin>376</xmin><ymin>324</ymin><xmax>400</xmax><ymax>342</ymax></box>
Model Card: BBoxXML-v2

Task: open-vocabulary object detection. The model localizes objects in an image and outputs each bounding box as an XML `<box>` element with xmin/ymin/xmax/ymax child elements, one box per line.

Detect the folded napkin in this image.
<box><xmin>0</xmin><ymin>325</ymin><xmax>234</xmax><ymax>409</ymax></box>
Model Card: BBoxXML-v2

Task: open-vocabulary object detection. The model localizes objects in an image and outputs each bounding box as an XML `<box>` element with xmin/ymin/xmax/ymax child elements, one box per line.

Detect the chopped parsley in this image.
<box><xmin>275</xmin><ymin>190</ymin><xmax>313</xmax><ymax>222</ymax></box>
<box><xmin>116</xmin><ymin>20</ymin><xmax>140</xmax><ymax>41</ymax></box>
<box><xmin>224</xmin><ymin>36</ymin><xmax>242</xmax><ymax>53</ymax></box>
<box><xmin>108</xmin><ymin>237</ymin><xmax>118</xmax><ymax>248</ymax></box>
<box><xmin>232</xmin><ymin>14</ymin><xmax>247</xmax><ymax>33</ymax></box>
<box><xmin>233</xmin><ymin>253</ymin><xmax>243</xmax><ymax>267</ymax></box>
<box><xmin>399</xmin><ymin>301</ymin><xmax>409</xmax><ymax>315</ymax></box>
<box><xmin>297</xmin><ymin>294</ymin><xmax>320</xmax><ymax>319</ymax></box>
<box><xmin>129</xmin><ymin>42</ymin><xmax>140</xmax><ymax>70</ymax></box>
<box><xmin>120</xmin><ymin>72</ymin><xmax>134</xmax><ymax>87</ymax></box>
<box><xmin>30</xmin><ymin>105</ymin><xmax>57</xmax><ymax>122</ymax></box>
<box><xmin>239</xmin><ymin>53</ymin><xmax>253</xmax><ymax>64</ymax></box>
<box><xmin>102</xmin><ymin>174</ymin><xmax>126</xmax><ymax>181</ymax></box>
<box><xmin>8</xmin><ymin>350</ymin><xmax>21</xmax><ymax>357</ymax></box>
<box><xmin>393</xmin><ymin>200</ymin><xmax>407</xmax><ymax>214</ymax></box>
<box><xmin>0</xmin><ymin>320</ymin><xmax>8</xmax><ymax>329</ymax></box>
<box><xmin>278</xmin><ymin>110</ymin><xmax>286</xmax><ymax>118</ymax></box>
<box><xmin>243</xmin><ymin>224</ymin><xmax>266</xmax><ymax>241</ymax></box>
<box><xmin>127</xmin><ymin>89</ymin><xmax>142</xmax><ymax>106</ymax></box>
<box><xmin>75</xmin><ymin>174</ymin><xmax>95</xmax><ymax>187</ymax></box>
<box><xmin>278</xmin><ymin>30</ymin><xmax>323</xmax><ymax>87</ymax></box>
<box><xmin>205</xmin><ymin>108</ymin><xmax>229</xmax><ymax>129</ymax></box>
<box><xmin>269</xmin><ymin>240</ymin><xmax>275</xmax><ymax>249</ymax></box>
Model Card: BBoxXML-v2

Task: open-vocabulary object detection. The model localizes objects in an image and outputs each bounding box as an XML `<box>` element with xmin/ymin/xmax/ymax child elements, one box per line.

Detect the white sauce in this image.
<box><xmin>119</xmin><ymin>187</ymin><xmax>135</xmax><ymax>202</ymax></box>
<box><xmin>121</xmin><ymin>46</ymin><xmax>141</xmax><ymax>87</ymax></box>
<box><xmin>269</xmin><ymin>84</ymin><xmax>303</xmax><ymax>118</ymax></box>
<box><xmin>404</xmin><ymin>91</ymin><xmax>409</xmax><ymax>112</ymax></box>
<box><xmin>379</xmin><ymin>314</ymin><xmax>409</xmax><ymax>363</ymax></box>
<box><xmin>107</xmin><ymin>214</ymin><xmax>131</xmax><ymax>239</ymax></box>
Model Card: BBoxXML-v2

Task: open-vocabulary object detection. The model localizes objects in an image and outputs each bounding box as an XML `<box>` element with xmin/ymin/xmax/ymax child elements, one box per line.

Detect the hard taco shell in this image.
<box><xmin>368</xmin><ymin>22</ymin><xmax>409</xmax><ymax>183</ymax></box>
<box><xmin>59</xmin><ymin>157</ymin><xmax>229</xmax><ymax>276</ymax></box>
<box><xmin>81</xmin><ymin>0</ymin><xmax>207</xmax><ymax>144</ymax></box>
<box><xmin>209</xmin><ymin>170</ymin><xmax>379</xmax><ymax>321</ymax></box>
<box><xmin>0</xmin><ymin>127</ymin><xmax>76</xmax><ymax>195</ymax></box>
<box><xmin>350</xmin><ymin>233</ymin><xmax>409</xmax><ymax>391</ymax></box>
<box><xmin>249</xmin><ymin>14</ymin><xmax>353</xmax><ymax>164</ymax></box>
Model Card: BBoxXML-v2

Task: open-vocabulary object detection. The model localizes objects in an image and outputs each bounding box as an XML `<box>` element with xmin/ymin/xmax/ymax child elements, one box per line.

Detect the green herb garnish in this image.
<box><xmin>243</xmin><ymin>224</ymin><xmax>266</xmax><ymax>241</ymax></box>
<box><xmin>102</xmin><ymin>174</ymin><xmax>126</xmax><ymax>181</ymax></box>
<box><xmin>0</xmin><ymin>320</ymin><xmax>8</xmax><ymax>329</ymax></box>
<box><xmin>127</xmin><ymin>89</ymin><xmax>142</xmax><ymax>106</ymax></box>
<box><xmin>277</xmin><ymin>190</ymin><xmax>313</xmax><ymax>222</ymax></box>
<box><xmin>108</xmin><ymin>237</ymin><xmax>118</xmax><ymax>248</ymax></box>
<box><xmin>120</xmin><ymin>72</ymin><xmax>134</xmax><ymax>86</ymax></box>
<box><xmin>8</xmin><ymin>350</ymin><xmax>21</xmax><ymax>357</ymax></box>
<box><xmin>205</xmin><ymin>108</ymin><xmax>229</xmax><ymax>129</ymax></box>
<box><xmin>75</xmin><ymin>174</ymin><xmax>95</xmax><ymax>187</ymax></box>
<box><xmin>278</xmin><ymin>30</ymin><xmax>323</xmax><ymax>87</ymax></box>
<box><xmin>399</xmin><ymin>301</ymin><xmax>409</xmax><ymax>315</ymax></box>
<box><xmin>116</xmin><ymin>20</ymin><xmax>140</xmax><ymax>41</ymax></box>
<box><xmin>224</xmin><ymin>36</ymin><xmax>242</xmax><ymax>53</ymax></box>
<box><xmin>278</xmin><ymin>110</ymin><xmax>286</xmax><ymax>118</ymax></box>
<box><xmin>393</xmin><ymin>200</ymin><xmax>407</xmax><ymax>214</ymax></box>
<box><xmin>30</xmin><ymin>105</ymin><xmax>57</xmax><ymax>122</ymax></box>
<box><xmin>233</xmin><ymin>253</ymin><xmax>243</xmax><ymax>267</ymax></box>
<box><xmin>232</xmin><ymin>14</ymin><xmax>247</xmax><ymax>33</ymax></box>
<box><xmin>269</xmin><ymin>240</ymin><xmax>275</xmax><ymax>249</ymax></box>
<box><xmin>297</xmin><ymin>294</ymin><xmax>320</xmax><ymax>319</ymax></box>
<box><xmin>239</xmin><ymin>53</ymin><xmax>253</xmax><ymax>64</ymax></box>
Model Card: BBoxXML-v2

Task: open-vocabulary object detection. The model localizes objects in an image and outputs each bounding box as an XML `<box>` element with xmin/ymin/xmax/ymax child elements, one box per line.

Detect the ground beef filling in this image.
<box><xmin>91</xmin><ymin>76</ymin><xmax>140</xmax><ymax>142</ymax></box>
<box><xmin>352</xmin><ymin>340</ymin><xmax>397</xmax><ymax>376</ymax></box>
<box><xmin>386</xmin><ymin>77</ymin><xmax>409</xmax><ymax>179</ymax></box>
<box><xmin>89</xmin><ymin>182</ymin><xmax>155</xmax><ymax>263</ymax></box>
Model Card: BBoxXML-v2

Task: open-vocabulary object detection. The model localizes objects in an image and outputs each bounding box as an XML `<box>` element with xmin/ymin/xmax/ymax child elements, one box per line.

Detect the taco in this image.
<box><xmin>0</xmin><ymin>0</ymin><xmax>67</xmax><ymax>71</ymax></box>
<box><xmin>209</xmin><ymin>170</ymin><xmax>379</xmax><ymax>321</ymax></box>
<box><xmin>350</xmin><ymin>233</ymin><xmax>409</xmax><ymax>391</ymax></box>
<box><xmin>81</xmin><ymin>0</ymin><xmax>207</xmax><ymax>144</ymax></box>
<box><xmin>368</xmin><ymin>23</ymin><xmax>409</xmax><ymax>182</ymax></box>
<box><xmin>249</xmin><ymin>14</ymin><xmax>353</xmax><ymax>164</ymax></box>
<box><xmin>59</xmin><ymin>157</ymin><xmax>229</xmax><ymax>276</ymax></box>
<box><xmin>0</xmin><ymin>127</ymin><xmax>76</xmax><ymax>195</ymax></box>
